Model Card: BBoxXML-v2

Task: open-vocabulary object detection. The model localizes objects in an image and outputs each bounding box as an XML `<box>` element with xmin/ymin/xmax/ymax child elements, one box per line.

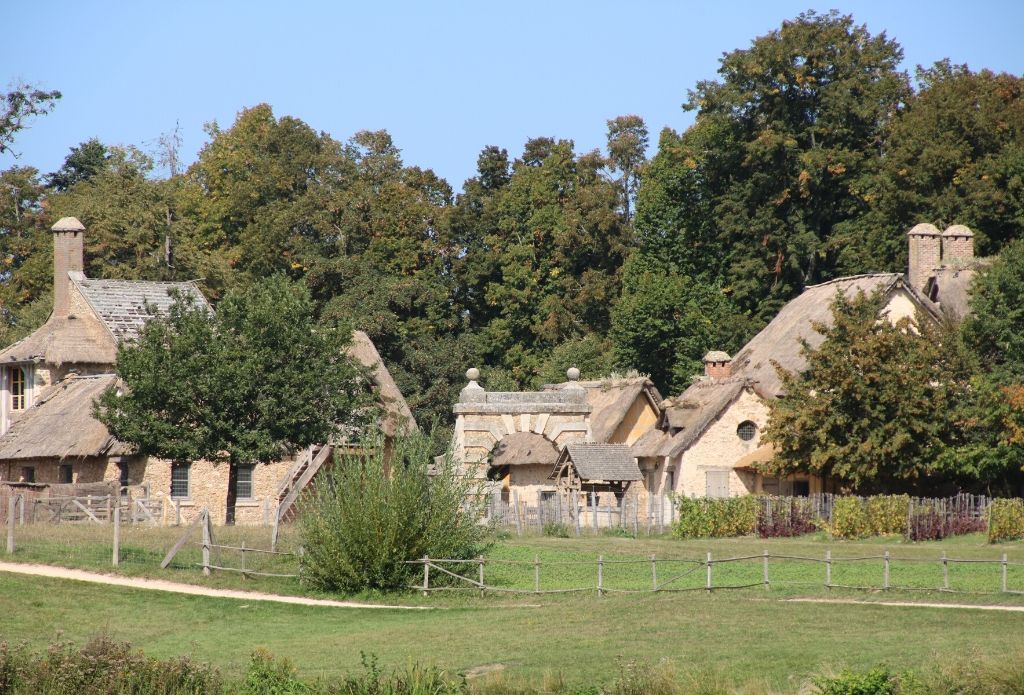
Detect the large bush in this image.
<box><xmin>989</xmin><ymin>498</ymin><xmax>1024</xmax><ymax>543</ymax></box>
<box><xmin>673</xmin><ymin>496</ymin><xmax>757</xmax><ymax>539</ymax></box>
<box><xmin>865</xmin><ymin>495</ymin><xmax>909</xmax><ymax>536</ymax></box>
<box><xmin>829</xmin><ymin>497</ymin><xmax>872</xmax><ymax>539</ymax></box>
<box><xmin>297</xmin><ymin>431</ymin><xmax>490</xmax><ymax>592</ymax></box>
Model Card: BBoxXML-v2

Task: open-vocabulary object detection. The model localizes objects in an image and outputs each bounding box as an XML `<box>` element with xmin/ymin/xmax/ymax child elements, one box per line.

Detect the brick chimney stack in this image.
<box><xmin>941</xmin><ymin>225</ymin><xmax>974</xmax><ymax>266</ymax></box>
<box><xmin>52</xmin><ymin>217</ymin><xmax>85</xmax><ymax>317</ymax></box>
<box><xmin>907</xmin><ymin>223</ymin><xmax>941</xmax><ymax>294</ymax></box>
<box><xmin>703</xmin><ymin>351</ymin><xmax>732</xmax><ymax>380</ymax></box>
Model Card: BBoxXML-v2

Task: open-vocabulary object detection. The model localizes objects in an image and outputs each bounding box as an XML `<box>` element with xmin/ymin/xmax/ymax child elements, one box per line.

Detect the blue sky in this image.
<box><xmin>3</xmin><ymin>1</ymin><xmax>1023</xmax><ymax>192</ymax></box>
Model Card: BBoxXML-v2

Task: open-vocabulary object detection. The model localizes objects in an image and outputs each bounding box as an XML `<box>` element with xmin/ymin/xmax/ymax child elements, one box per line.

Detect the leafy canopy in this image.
<box><xmin>96</xmin><ymin>275</ymin><xmax>371</xmax><ymax>468</ymax></box>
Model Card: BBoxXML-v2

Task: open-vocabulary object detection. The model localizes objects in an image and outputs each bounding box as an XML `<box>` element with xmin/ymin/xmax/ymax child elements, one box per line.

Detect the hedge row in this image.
<box><xmin>672</xmin><ymin>494</ymin><xmax>1014</xmax><ymax>543</ymax></box>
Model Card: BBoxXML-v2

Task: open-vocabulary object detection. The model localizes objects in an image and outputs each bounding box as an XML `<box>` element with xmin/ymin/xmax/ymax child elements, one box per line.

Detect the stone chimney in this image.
<box><xmin>906</xmin><ymin>223</ymin><xmax>941</xmax><ymax>294</ymax></box>
<box><xmin>703</xmin><ymin>351</ymin><xmax>731</xmax><ymax>380</ymax></box>
<box><xmin>52</xmin><ymin>217</ymin><xmax>85</xmax><ymax>318</ymax></box>
<box><xmin>941</xmin><ymin>225</ymin><xmax>974</xmax><ymax>266</ymax></box>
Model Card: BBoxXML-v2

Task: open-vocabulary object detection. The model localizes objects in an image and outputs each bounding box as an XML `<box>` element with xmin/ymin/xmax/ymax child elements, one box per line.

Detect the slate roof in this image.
<box><xmin>71</xmin><ymin>273</ymin><xmax>210</xmax><ymax>343</ymax></box>
<box><xmin>557</xmin><ymin>442</ymin><xmax>642</xmax><ymax>482</ymax></box>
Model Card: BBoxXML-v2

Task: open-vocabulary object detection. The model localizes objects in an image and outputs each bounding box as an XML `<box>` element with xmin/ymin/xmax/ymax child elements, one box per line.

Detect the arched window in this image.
<box><xmin>9</xmin><ymin>368</ymin><xmax>25</xmax><ymax>411</ymax></box>
<box><xmin>736</xmin><ymin>420</ymin><xmax>757</xmax><ymax>442</ymax></box>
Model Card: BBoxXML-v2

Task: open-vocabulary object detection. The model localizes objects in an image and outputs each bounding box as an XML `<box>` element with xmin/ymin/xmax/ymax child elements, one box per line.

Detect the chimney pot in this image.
<box><xmin>941</xmin><ymin>225</ymin><xmax>975</xmax><ymax>266</ymax></box>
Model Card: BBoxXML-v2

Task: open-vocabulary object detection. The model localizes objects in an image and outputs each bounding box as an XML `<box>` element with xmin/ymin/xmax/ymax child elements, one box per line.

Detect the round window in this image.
<box><xmin>737</xmin><ymin>420</ymin><xmax>757</xmax><ymax>441</ymax></box>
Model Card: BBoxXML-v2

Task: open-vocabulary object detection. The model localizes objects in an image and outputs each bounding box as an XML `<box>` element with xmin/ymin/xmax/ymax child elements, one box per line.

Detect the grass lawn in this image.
<box><xmin>2</xmin><ymin>526</ymin><xmax>1024</xmax><ymax>691</ymax></box>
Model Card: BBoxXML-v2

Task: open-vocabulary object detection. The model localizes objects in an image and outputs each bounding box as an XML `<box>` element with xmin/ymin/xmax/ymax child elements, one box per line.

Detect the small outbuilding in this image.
<box><xmin>549</xmin><ymin>442</ymin><xmax>642</xmax><ymax>504</ymax></box>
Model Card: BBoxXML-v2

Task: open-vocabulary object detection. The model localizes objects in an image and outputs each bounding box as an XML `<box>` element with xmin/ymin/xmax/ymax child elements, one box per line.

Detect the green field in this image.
<box><xmin>2</xmin><ymin>526</ymin><xmax>1024</xmax><ymax>692</ymax></box>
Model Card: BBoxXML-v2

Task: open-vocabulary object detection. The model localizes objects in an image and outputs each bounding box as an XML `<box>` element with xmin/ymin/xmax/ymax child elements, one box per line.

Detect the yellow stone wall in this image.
<box><xmin>609</xmin><ymin>396</ymin><xmax>658</xmax><ymax>445</ymax></box>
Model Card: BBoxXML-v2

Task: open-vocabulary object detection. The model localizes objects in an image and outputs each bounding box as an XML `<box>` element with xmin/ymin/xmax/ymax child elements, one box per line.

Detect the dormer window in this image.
<box><xmin>9</xmin><ymin>367</ymin><xmax>25</xmax><ymax>411</ymax></box>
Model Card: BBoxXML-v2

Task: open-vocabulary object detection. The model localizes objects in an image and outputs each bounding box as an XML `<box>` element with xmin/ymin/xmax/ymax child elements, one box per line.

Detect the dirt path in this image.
<box><xmin>786</xmin><ymin>597</ymin><xmax>1024</xmax><ymax>613</ymax></box>
<box><xmin>0</xmin><ymin>561</ymin><xmax>429</xmax><ymax>610</ymax></box>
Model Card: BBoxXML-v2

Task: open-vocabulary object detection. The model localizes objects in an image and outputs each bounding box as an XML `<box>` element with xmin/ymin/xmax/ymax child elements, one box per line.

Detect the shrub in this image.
<box><xmin>602</xmin><ymin>526</ymin><xmax>633</xmax><ymax>538</ymax></box>
<box><xmin>907</xmin><ymin>507</ymin><xmax>987</xmax><ymax>542</ymax></box>
<box><xmin>241</xmin><ymin>650</ymin><xmax>308</xmax><ymax>695</ymax></box>
<box><xmin>673</xmin><ymin>496</ymin><xmax>757</xmax><ymax>539</ymax></box>
<box><xmin>297</xmin><ymin>431</ymin><xmax>491</xmax><ymax>592</ymax></box>
<box><xmin>0</xmin><ymin>636</ymin><xmax>223</xmax><ymax>695</ymax></box>
<box><xmin>543</xmin><ymin>522</ymin><xmax>572</xmax><ymax>538</ymax></box>
<box><xmin>829</xmin><ymin>497</ymin><xmax>871</xmax><ymax>539</ymax></box>
<box><xmin>814</xmin><ymin>668</ymin><xmax>900</xmax><ymax>695</ymax></box>
<box><xmin>757</xmin><ymin>496</ymin><xmax>820</xmax><ymax>538</ymax></box>
<box><xmin>988</xmin><ymin>498</ymin><xmax>1024</xmax><ymax>543</ymax></box>
<box><xmin>333</xmin><ymin>653</ymin><xmax>466</xmax><ymax>694</ymax></box>
<box><xmin>865</xmin><ymin>495</ymin><xmax>909</xmax><ymax>536</ymax></box>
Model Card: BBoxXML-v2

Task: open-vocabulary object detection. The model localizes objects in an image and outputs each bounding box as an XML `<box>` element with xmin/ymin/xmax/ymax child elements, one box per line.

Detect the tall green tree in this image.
<box><xmin>96</xmin><ymin>276</ymin><xmax>370</xmax><ymax>523</ymax></box>
<box><xmin>640</xmin><ymin>11</ymin><xmax>910</xmax><ymax>322</ymax></box>
<box><xmin>763</xmin><ymin>290</ymin><xmax>969</xmax><ymax>492</ymax></box>
<box><xmin>0</xmin><ymin>165</ymin><xmax>51</xmax><ymax>344</ymax></box>
<box><xmin>46</xmin><ymin>138</ymin><xmax>111</xmax><ymax>191</ymax></box>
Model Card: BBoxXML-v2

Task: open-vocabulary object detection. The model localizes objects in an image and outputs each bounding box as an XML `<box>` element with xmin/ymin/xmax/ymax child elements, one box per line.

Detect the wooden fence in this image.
<box><xmin>407</xmin><ymin>550</ymin><xmax>1024</xmax><ymax>597</ymax></box>
<box><xmin>485</xmin><ymin>493</ymin><xmax>676</xmax><ymax>536</ymax></box>
<box><xmin>0</xmin><ymin>493</ymin><xmax>164</xmax><ymax>525</ymax></box>
<box><xmin>161</xmin><ymin>508</ymin><xmax>299</xmax><ymax>578</ymax></box>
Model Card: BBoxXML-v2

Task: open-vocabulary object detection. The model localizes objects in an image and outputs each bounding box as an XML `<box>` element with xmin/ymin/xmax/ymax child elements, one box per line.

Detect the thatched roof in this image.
<box><xmin>661</xmin><ymin>379</ymin><xmax>751</xmax><ymax>458</ymax></box>
<box><xmin>545</xmin><ymin>376</ymin><xmax>662</xmax><ymax>443</ymax></box>
<box><xmin>0</xmin><ymin>314</ymin><xmax>116</xmax><ymax>365</ymax></box>
<box><xmin>555</xmin><ymin>442</ymin><xmax>641</xmax><ymax>482</ymax></box>
<box><xmin>71</xmin><ymin>273</ymin><xmax>210</xmax><ymax>343</ymax></box>
<box><xmin>347</xmin><ymin>331</ymin><xmax>416</xmax><ymax>437</ymax></box>
<box><xmin>926</xmin><ymin>259</ymin><xmax>991</xmax><ymax>322</ymax></box>
<box><xmin>490</xmin><ymin>431</ymin><xmax>559</xmax><ymax>466</ymax></box>
<box><xmin>0</xmin><ymin>374</ymin><xmax>130</xmax><ymax>460</ymax></box>
<box><xmin>729</xmin><ymin>274</ymin><xmax>908</xmax><ymax>398</ymax></box>
<box><xmin>0</xmin><ymin>274</ymin><xmax>210</xmax><ymax>366</ymax></box>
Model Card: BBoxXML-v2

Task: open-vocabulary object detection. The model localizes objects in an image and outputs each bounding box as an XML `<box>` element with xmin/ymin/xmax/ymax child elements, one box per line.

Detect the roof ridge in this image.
<box><xmin>801</xmin><ymin>272</ymin><xmax>901</xmax><ymax>290</ymax></box>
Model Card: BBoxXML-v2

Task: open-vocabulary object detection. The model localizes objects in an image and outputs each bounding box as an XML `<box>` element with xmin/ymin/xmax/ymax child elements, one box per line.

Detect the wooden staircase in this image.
<box><xmin>275</xmin><ymin>443</ymin><xmax>333</xmax><ymax>524</ymax></box>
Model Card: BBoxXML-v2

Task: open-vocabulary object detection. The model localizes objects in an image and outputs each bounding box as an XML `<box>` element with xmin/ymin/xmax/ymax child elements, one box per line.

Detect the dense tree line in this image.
<box><xmin>2</xmin><ymin>10</ymin><xmax>1024</xmax><ymax>449</ymax></box>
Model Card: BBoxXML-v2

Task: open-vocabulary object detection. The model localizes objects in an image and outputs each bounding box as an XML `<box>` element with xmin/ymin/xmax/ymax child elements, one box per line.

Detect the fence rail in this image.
<box><xmin>406</xmin><ymin>550</ymin><xmax>1023</xmax><ymax>597</ymax></box>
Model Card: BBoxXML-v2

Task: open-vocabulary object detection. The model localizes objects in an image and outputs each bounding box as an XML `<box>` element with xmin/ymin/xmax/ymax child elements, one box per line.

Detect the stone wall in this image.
<box><xmin>677</xmin><ymin>388</ymin><xmax>769</xmax><ymax>497</ymax></box>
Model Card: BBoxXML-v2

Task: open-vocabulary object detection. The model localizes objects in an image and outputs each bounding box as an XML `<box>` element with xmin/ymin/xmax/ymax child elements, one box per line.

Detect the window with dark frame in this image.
<box><xmin>118</xmin><ymin>462</ymin><xmax>130</xmax><ymax>490</ymax></box>
<box><xmin>170</xmin><ymin>464</ymin><xmax>190</xmax><ymax>498</ymax></box>
<box><xmin>20</xmin><ymin>466</ymin><xmax>34</xmax><ymax>483</ymax></box>
<box><xmin>58</xmin><ymin>464</ymin><xmax>73</xmax><ymax>484</ymax></box>
<box><xmin>236</xmin><ymin>465</ymin><xmax>254</xmax><ymax>499</ymax></box>
<box><xmin>736</xmin><ymin>420</ymin><xmax>757</xmax><ymax>442</ymax></box>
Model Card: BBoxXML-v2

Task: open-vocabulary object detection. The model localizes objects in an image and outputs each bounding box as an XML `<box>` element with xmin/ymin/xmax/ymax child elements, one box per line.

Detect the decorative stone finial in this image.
<box><xmin>566</xmin><ymin>366</ymin><xmax>580</xmax><ymax>382</ymax></box>
<box><xmin>459</xmin><ymin>367</ymin><xmax>485</xmax><ymax>403</ymax></box>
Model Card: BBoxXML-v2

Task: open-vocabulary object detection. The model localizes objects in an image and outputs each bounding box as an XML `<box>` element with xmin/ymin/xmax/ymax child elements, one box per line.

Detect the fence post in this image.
<box><xmin>825</xmin><ymin>550</ymin><xmax>831</xmax><ymax>589</ymax></box>
<box><xmin>6</xmin><ymin>497</ymin><xmax>15</xmax><ymax>554</ymax></box>
<box><xmin>763</xmin><ymin>550</ymin><xmax>770</xmax><ymax>590</ymax></box>
<box><xmin>597</xmin><ymin>555</ymin><xmax>604</xmax><ymax>597</ymax></box>
<box><xmin>18</xmin><ymin>495</ymin><xmax>24</xmax><ymax>525</ymax></box>
<box><xmin>590</xmin><ymin>492</ymin><xmax>597</xmax><ymax>530</ymax></box>
<box><xmin>534</xmin><ymin>555</ymin><xmax>540</xmax><ymax>594</ymax></box>
<box><xmin>105</xmin><ymin>495</ymin><xmax>112</xmax><ymax>523</ymax></box>
<box><xmin>651</xmin><ymin>554</ymin><xmax>658</xmax><ymax>591</ymax></box>
<box><xmin>706</xmin><ymin>552</ymin><xmax>712</xmax><ymax>593</ymax></box>
<box><xmin>883</xmin><ymin>550</ymin><xmax>890</xmax><ymax>590</ymax></box>
<box><xmin>422</xmin><ymin>555</ymin><xmax>430</xmax><ymax>595</ymax></box>
<box><xmin>112</xmin><ymin>506</ymin><xmax>121</xmax><ymax>566</ymax></box>
<box><xmin>574</xmin><ymin>494</ymin><xmax>581</xmax><ymax>537</ymax></box>
<box><xmin>942</xmin><ymin>552</ymin><xmax>949</xmax><ymax>590</ymax></box>
<box><xmin>1002</xmin><ymin>553</ymin><xmax>1008</xmax><ymax>593</ymax></box>
<box><xmin>478</xmin><ymin>555</ymin><xmax>485</xmax><ymax>598</ymax></box>
<box><xmin>201</xmin><ymin>509</ymin><xmax>212</xmax><ymax>576</ymax></box>
<box><xmin>512</xmin><ymin>492</ymin><xmax>522</xmax><ymax>537</ymax></box>
<box><xmin>240</xmin><ymin>540</ymin><xmax>247</xmax><ymax>579</ymax></box>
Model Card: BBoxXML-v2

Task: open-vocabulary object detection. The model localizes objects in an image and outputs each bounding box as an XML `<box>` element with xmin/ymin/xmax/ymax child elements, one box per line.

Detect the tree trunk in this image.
<box><xmin>226</xmin><ymin>463</ymin><xmax>238</xmax><ymax>525</ymax></box>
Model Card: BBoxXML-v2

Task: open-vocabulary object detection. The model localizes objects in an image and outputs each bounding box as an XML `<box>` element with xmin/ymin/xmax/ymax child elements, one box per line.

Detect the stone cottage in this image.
<box><xmin>0</xmin><ymin>217</ymin><xmax>414</xmax><ymax>524</ymax></box>
<box><xmin>632</xmin><ymin>223</ymin><xmax>980</xmax><ymax>500</ymax></box>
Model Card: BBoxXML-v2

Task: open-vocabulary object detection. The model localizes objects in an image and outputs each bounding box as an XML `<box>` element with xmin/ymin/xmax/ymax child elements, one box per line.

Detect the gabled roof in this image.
<box><xmin>661</xmin><ymin>379</ymin><xmax>753</xmax><ymax>458</ymax></box>
<box><xmin>0</xmin><ymin>375</ymin><xmax>130</xmax><ymax>460</ymax></box>
<box><xmin>544</xmin><ymin>376</ymin><xmax>662</xmax><ymax>443</ymax></box>
<box><xmin>729</xmin><ymin>273</ymin><xmax>918</xmax><ymax>398</ymax></box>
<box><xmin>0</xmin><ymin>315</ymin><xmax>116</xmax><ymax>365</ymax></box>
<box><xmin>70</xmin><ymin>273</ymin><xmax>211</xmax><ymax>343</ymax></box>
<box><xmin>347</xmin><ymin>330</ymin><xmax>417</xmax><ymax>437</ymax></box>
<box><xmin>554</xmin><ymin>442</ymin><xmax>642</xmax><ymax>482</ymax></box>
